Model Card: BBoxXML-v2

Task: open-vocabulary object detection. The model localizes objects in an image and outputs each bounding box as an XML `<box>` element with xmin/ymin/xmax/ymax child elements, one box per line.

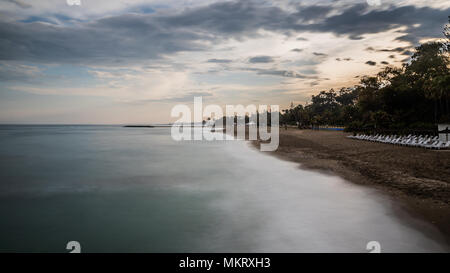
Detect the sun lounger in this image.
<box><xmin>441</xmin><ymin>141</ymin><xmax>450</xmax><ymax>150</ymax></box>
<box><xmin>348</xmin><ymin>133</ymin><xmax>444</xmax><ymax>150</ymax></box>
<box><xmin>424</xmin><ymin>140</ymin><xmax>440</xmax><ymax>149</ymax></box>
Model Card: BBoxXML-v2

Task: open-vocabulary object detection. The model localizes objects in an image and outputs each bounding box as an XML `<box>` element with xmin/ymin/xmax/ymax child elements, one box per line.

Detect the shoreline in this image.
<box><xmin>251</xmin><ymin>128</ymin><xmax>450</xmax><ymax>242</ymax></box>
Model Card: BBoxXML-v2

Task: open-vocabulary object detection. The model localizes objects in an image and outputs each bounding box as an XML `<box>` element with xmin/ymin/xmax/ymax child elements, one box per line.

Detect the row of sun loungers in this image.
<box><xmin>347</xmin><ymin>134</ymin><xmax>450</xmax><ymax>150</ymax></box>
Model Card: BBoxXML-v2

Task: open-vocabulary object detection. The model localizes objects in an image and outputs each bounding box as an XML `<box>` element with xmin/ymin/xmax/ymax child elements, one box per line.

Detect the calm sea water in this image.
<box><xmin>0</xmin><ymin>125</ymin><xmax>447</xmax><ymax>252</ymax></box>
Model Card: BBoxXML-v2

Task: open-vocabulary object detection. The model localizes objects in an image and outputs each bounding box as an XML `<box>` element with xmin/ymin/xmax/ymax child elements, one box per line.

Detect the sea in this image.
<box><xmin>0</xmin><ymin>125</ymin><xmax>447</xmax><ymax>252</ymax></box>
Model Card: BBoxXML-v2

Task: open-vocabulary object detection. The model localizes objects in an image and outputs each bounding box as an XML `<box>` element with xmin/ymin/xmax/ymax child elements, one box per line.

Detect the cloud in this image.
<box><xmin>402</xmin><ymin>50</ymin><xmax>413</xmax><ymax>56</ymax></box>
<box><xmin>5</xmin><ymin>0</ymin><xmax>31</xmax><ymax>9</ymax></box>
<box><xmin>302</xmin><ymin>4</ymin><xmax>449</xmax><ymax>44</ymax></box>
<box><xmin>207</xmin><ymin>58</ymin><xmax>232</xmax><ymax>63</ymax></box>
<box><xmin>401</xmin><ymin>57</ymin><xmax>411</xmax><ymax>63</ymax></box>
<box><xmin>0</xmin><ymin>13</ymin><xmax>210</xmax><ymax>65</ymax></box>
<box><xmin>0</xmin><ymin>1</ymin><xmax>448</xmax><ymax>65</ymax></box>
<box><xmin>291</xmin><ymin>48</ymin><xmax>303</xmax><ymax>52</ymax></box>
<box><xmin>378</xmin><ymin>47</ymin><xmax>408</xmax><ymax>52</ymax></box>
<box><xmin>244</xmin><ymin>67</ymin><xmax>317</xmax><ymax>79</ymax></box>
<box><xmin>0</xmin><ymin>62</ymin><xmax>41</xmax><ymax>82</ymax></box>
<box><xmin>365</xmin><ymin>61</ymin><xmax>377</xmax><ymax>66</ymax></box>
<box><xmin>336</xmin><ymin>57</ymin><xmax>352</xmax><ymax>62</ymax></box>
<box><xmin>349</xmin><ymin>35</ymin><xmax>364</xmax><ymax>40</ymax></box>
<box><xmin>248</xmin><ymin>56</ymin><xmax>275</xmax><ymax>63</ymax></box>
<box><xmin>365</xmin><ymin>46</ymin><xmax>413</xmax><ymax>56</ymax></box>
<box><xmin>313</xmin><ymin>52</ymin><xmax>327</xmax><ymax>56</ymax></box>
<box><xmin>295</xmin><ymin>5</ymin><xmax>332</xmax><ymax>22</ymax></box>
<box><xmin>142</xmin><ymin>91</ymin><xmax>213</xmax><ymax>103</ymax></box>
<box><xmin>13</xmin><ymin>67</ymin><xmax>200</xmax><ymax>102</ymax></box>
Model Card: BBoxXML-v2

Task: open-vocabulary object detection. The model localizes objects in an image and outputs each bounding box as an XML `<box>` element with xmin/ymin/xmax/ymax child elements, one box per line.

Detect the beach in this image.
<box><xmin>252</xmin><ymin>128</ymin><xmax>450</xmax><ymax>240</ymax></box>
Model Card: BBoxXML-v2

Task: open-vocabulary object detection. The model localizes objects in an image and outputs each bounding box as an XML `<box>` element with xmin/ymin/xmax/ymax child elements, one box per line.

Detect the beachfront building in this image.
<box><xmin>438</xmin><ymin>124</ymin><xmax>450</xmax><ymax>142</ymax></box>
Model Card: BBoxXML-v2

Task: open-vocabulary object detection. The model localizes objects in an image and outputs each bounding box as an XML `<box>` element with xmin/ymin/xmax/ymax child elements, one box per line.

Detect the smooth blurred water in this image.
<box><xmin>0</xmin><ymin>125</ymin><xmax>447</xmax><ymax>252</ymax></box>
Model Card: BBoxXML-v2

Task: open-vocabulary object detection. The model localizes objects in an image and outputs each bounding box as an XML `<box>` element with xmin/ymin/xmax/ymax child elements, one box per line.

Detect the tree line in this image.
<box><xmin>281</xmin><ymin>18</ymin><xmax>450</xmax><ymax>134</ymax></box>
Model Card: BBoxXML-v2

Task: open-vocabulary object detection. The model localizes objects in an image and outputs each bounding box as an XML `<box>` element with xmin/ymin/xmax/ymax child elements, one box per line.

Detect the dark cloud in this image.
<box><xmin>401</xmin><ymin>57</ymin><xmax>411</xmax><ymax>63</ymax></box>
<box><xmin>244</xmin><ymin>67</ymin><xmax>316</xmax><ymax>79</ymax></box>
<box><xmin>158</xmin><ymin>1</ymin><xmax>287</xmax><ymax>36</ymax></box>
<box><xmin>379</xmin><ymin>47</ymin><xmax>407</xmax><ymax>52</ymax></box>
<box><xmin>336</xmin><ymin>57</ymin><xmax>352</xmax><ymax>62</ymax></box>
<box><xmin>0</xmin><ymin>14</ymin><xmax>210</xmax><ymax>64</ymax></box>
<box><xmin>302</xmin><ymin>4</ymin><xmax>449</xmax><ymax>44</ymax></box>
<box><xmin>291</xmin><ymin>48</ymin><xmax>303</xmax><ymax>52</ymax></box>
<box><xmin>0</xmin><ymin>1</ymin><xmax>448</xmax><ymax>65</ymax></box>
<box><xmin>349</xmin><ymin>35</ymin><xmax>364</xmax><ymax>40</ymax></box>
<box><xmin>313</xmin><ymin>52</ymin><xmax>327</xmax><ymax>56</ymax></box>
<box><xmin>298</xmin><ymin>68</ymin><xmax>318</xmax><ymax>75</ymax></box>
<box><xmin>295</xmin><ymin>5</ymin><xmax>332</xmax><ymax>22</ymax></box>
<box><xmin>366</xmin><ymin>46</ymin><xmax>413</xmax><ymax>57</ymax></box>
<box><xmin>248</xmin><ymin>56</ymin><xmax>274</xmax><ymax>63</ymax></box>
<box><xmin>365</xmin><ymin>61</ymin><xmax>377</xmax><ymax>66</ymax></box>
<box><xmin>402</xmin><ymin>50</ymin><xmax>413</xmax><ymax>56</ymax></box>
<box><xmin>5</xmin><ymin>0</ymin><xmax>31</xmax><ymax>9</ymax></box>
<box><xmin>296</xmin><ymin>37</ymin><xmax>308</xmax><ymax>41</ymax></box>
<box><xmin>207</xmin><ymin>58</ymin><xmax>232</xmax><ymax>63</ymax></box>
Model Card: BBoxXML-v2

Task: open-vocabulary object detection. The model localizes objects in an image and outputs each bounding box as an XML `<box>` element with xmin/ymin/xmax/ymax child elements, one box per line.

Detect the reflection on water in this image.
<box><xmin>0</xmin><ymin>125</ymin><xmax>447</xmax><ymax>252</ymax></box>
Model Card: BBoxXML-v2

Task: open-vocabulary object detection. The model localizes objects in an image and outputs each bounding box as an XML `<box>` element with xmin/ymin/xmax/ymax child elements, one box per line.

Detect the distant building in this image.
<box><xmin>438</xmin><ymin>124</ymin><xmax>450</xmax><ymax>142</ymax></box>
<box><xmin>312</xmin><ymin>125</ymin><xmax>345</xmax><ymax>131</ymax></box>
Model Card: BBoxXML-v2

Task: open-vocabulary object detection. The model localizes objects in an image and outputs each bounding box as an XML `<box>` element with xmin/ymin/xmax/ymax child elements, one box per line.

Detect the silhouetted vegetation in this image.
<box><xmin>222</xmin><ymin>110</ymin><xmax>275</xmax><ymax>127</ymax></box>
<box><xmin>281</xmin><ymin>18</ymin><xmax>450</xmax><ymax>134</ymax></box>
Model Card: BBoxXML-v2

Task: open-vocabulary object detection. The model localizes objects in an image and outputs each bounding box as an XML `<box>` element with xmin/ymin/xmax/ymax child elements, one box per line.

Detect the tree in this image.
<box><xmin>406</xmin><ymin>42</ymin><xmax>450</xmax><ymax>122</ymax></box>
<box><xmin>443</xmin><ymin>16</ymin><xmax>450</xmax><ymax>50</ymax></box>
<box><xmin>280</xmin><ymin>19</ymin><xmax>450</xmax><ymax>131</ymax></box>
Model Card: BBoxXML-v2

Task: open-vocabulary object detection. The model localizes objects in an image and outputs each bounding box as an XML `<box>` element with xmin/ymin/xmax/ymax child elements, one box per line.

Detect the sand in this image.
<box><xmin>251</xmin><ymin>128</ymin><xmax>450</xmax><ymax>240</ymax></box>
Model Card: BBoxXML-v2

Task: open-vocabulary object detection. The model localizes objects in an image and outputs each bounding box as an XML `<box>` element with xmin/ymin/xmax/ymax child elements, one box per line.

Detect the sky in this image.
<box><xmin>0</xmin><ymin>0</ymin><xmax>449</xmax><ymax>124</ymax></box>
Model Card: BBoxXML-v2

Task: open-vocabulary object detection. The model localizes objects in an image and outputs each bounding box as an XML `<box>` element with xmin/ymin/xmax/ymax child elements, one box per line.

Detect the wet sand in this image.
<box><xmin>251</xmin><ymin>128</ymin><xmax>450</xmax><ymax>241</ymax></box>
